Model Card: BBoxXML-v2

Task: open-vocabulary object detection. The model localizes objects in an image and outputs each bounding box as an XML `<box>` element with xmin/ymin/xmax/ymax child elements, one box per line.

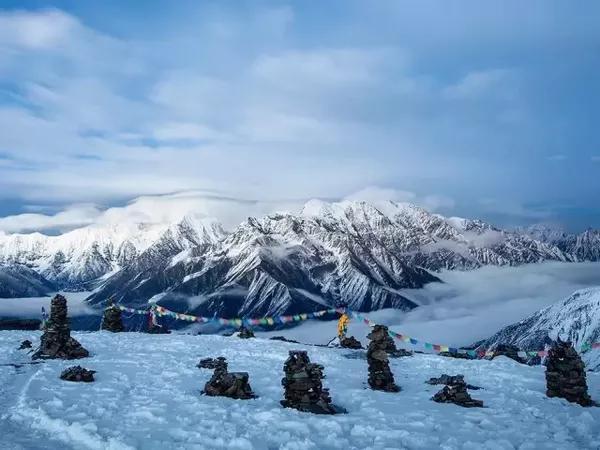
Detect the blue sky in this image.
<box><xmin>0</xmin><ymin>1</ymin><xmax>599</xmax><ymax>232</ymax></box>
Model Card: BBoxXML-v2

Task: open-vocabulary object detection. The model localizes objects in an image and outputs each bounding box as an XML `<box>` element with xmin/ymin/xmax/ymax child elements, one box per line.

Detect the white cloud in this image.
<box><xmin>344</xmin><ymin>186</ymin><xmax>455</xmax><ymax>212</ymax></box>
<box><xmin>0</xmin><ymin>9</ymin><xmax>77</xmax><ymax>49</ymax></box>
<box><xmin>0</xmin><ymin>204</ymin><xmax>102</xmax><ymax>233</ymax></box>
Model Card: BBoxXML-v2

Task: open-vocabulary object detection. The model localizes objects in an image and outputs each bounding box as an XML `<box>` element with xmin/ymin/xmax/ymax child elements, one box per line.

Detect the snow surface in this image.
<box><xmin>2</xmin><ymin>331</ymin><xmax>600</xmax><ymax>449</ymax></box>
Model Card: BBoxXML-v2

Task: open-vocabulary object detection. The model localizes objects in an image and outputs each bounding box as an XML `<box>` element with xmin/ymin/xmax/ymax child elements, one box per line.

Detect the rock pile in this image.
<box><xmin>60</xmin><ymin>366</ymin><xmax>96</xmax><ymax>382</ymax></box>
<box><xmin>339</xmin><ymin>336</ymin><xmax>362</xmax><ymax>349</ymax></box>
<box><xmin>545</xmin><ymin>340</ymin><xmax>594</xmax><ymax>406</ymax></box>
<box><xmin>491</xmin><ymin>344</ymin><xmax>526</xmax><ymax>364</ymax></box>
<box><xmin>202</xmin><ymin>357</ymin><xmax>256</xmax><ymax>399</ymax></box>
<box><xmin>197</xmin><ymin>357</ymin><xmax>227</xmax><ymax>370</ymax></box>
<box><xmin>32</xmin><ymin>294</ymin><xmax>89</xmax><ymax>360</ymax></box>
<box><xmin>281</xmin><ymin>350</ymin><xmax>346</xmax><ymax>414</ymax></box>
<box><xmin>237</xmin><ymin>326</ymin><xmax>255</xmax><ymax>339</ymax></box>
<box><xmin>439</xmin><ymin>351</ymin><xmax>474</xmax><ymax>360</ymax></box>
<box><xmin>101</xmin><ymin>302</ymin><xmax>124</xmax><ymax>332</ymax></box>
<box><xmin>375</xmin><ymin>325</ymin><xmax>413</xmax><ymax>357</ymax></box>
<box><xmin>431</xmin><ymin>378</ymin><xmax>484</xmax><ymax>408</ymax></box>
<box><xmin>426</xmin><ymin>374</ymin><xmax>481</xmax><ymax>390</ymax></box>
<box><xmin>18</xmin><ymin>340</ymin><xmax>32</xmax><ymax>350</ymax></box>
<box><xmin>366</xmin><ymin>325</ymin><xmax>400</xmax><ymax>392</ymax></box>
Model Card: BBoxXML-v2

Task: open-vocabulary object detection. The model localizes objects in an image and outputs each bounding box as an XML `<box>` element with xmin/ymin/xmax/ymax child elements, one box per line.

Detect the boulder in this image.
<box><xmin>18</xmin><ymin>339</ymin><xmax>33</xmax><ymax>350</ymax></box>
<box><xmin>339</xmin><ymin>336</ymin><xmax>363</xmax><ymax>349</ymax></box>
<box><xmin>60</xmin><ymin>366</ymin><xmax>96</xmax><ymax>382</ymax></box>
<box><xmin>431</xmin><ymin>378</ymin><xmax>483</xmax><ymax>408</ymax></box>
<box><xmin>237</xmin><ymin>326</ymin><xmax>255</xmax><ymax>339</ymax></box>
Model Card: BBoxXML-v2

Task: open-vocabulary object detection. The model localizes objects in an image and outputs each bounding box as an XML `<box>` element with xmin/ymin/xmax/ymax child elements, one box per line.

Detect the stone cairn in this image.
<box><xmin>545</xmin><ymin>340</ymin><xmax>594</xmax><ymax>406</ymax></box>
<box><xmin>366</xmin><ymin>325</ymin><xmax>401</xmax><ymax>392</ymax></box>
<box><xmin>60</xmin><ymin>366</ymin><xmax>96</xmax><ymax>382</ymax></box>
<box><xmin>426</xmin><ymin>374</ymin><xmax>481</xmax><ymax>390</ymax></box>
<box><xmin>339</xmin><ymin>335</ymin><xmax>363</xmax><ymax>349</ymax></box>
<box><xmin>32</xmin><ymin>294</ymin><xmax>89</xmax><ymax>360</ymax></box>
<box><xmin>101</xmin><ymin>300</ymin><xmax>125</xmax><ymax>332</ymax></box>
<box><xmin>202</xmin><ymin>357</ymin><xmax>256</xmax><ymax>400</ymax></box>
<box><xmin>281</xmin><ymin>350</ymin><xmax>346</xmax><ymax>414</ymax></box>
<box><xmin>490</xmin><ymin>344</ymin><xmax>526</xmax><ymax>364</ymax></box>
<box><xmin>378</xmin><ymin>325</ymin><xmax>412</xmax><ymax>357</ymax></box>
<box><xmin>237</xmin><ymin>325</ymin><xmax>255</xmax><ymax>339</ymax></box>
<box><xmin>431</xmin><ymin>377</ymin><xmax>484</xmax><ymax>408</ymax></box>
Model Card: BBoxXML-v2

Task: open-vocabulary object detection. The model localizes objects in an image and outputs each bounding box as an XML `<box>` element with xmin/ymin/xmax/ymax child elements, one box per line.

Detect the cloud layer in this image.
<box><xmin>0</xmin><ymin>3</ymin><xmax>599</xmax><ymax>231</ymax></box>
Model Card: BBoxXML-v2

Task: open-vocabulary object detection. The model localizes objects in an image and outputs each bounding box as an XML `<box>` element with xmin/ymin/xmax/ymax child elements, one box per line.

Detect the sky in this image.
<box><xmin>0</xmin><ymin>1</ymin><xmax>599</xmax><ymax>233</ymax></box>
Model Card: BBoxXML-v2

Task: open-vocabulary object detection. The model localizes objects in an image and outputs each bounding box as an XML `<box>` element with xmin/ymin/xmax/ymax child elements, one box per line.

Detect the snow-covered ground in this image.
<box><xmin>2</xmin><ymin>331</ymin><xmax>600</xmax><ymax>449</ymax></box>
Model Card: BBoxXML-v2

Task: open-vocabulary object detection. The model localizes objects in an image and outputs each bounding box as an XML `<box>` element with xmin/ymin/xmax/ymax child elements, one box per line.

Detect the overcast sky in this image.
<box><xmin>0</xmin><ymin>1</ymin><xmax>599</xmax><ymax>233</ymax></box>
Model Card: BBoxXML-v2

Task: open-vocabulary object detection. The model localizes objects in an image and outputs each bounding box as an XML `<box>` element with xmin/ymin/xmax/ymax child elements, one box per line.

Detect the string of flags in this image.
<box><xmin>117</xmin><ymin>304</ymin><xmax>344</xmax><ymax>328</ymax></box>
<box><xmin>349</xmin><ymin>310</ymin><xmax>600</xmax><ymax>358</ymax></box>
<box><xmin>115</xmin><ymin>304</ymin><xmax>600</xmax><ymax>359</ymax></box>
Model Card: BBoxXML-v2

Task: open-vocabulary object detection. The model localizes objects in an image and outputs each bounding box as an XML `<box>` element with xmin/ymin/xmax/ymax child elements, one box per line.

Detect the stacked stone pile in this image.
<box><xmin>431</xmin><ymin>377</ymin><xmax>484</xmax><ymax>408</ymax></box>
<box><xmin>237</xmin><ymin>326</ymin><xmax>255</xmax><ymax>339</ymax></box>
<box><xmin>339</xmin><ymin>336</ymin><xmax>362</xmax><ymax>349</ymax></box>
<box><xmin>426</xmin><ymin>374</ymin><xmax>481</xmax><ymax>390</ymax></box>
<box><xmin>60</xmin><ymin>366</ymin><xmax>96</xmax><ymax>382</ymax></box>
<box><xmin>545</xmin><ymin>340</ymin><xmax>594</xmax><ymax>407</ymax></box>
<box><xmin>202</xmin><ymin>357</ymin><xmax>256</xmax><ymax>399</ymax></box>
<box><xmin>32</xmin><ymin>294</ymin><xmax>89</xmax><ymax>360</ymax></box>
<box><xmin>101</xmin><ymin>302</ymin><xmax>125</xmax><ymax>332</ymax></box>
<box><xmin>281</xmin><ymin>350</ymin><xmax>346</xmax><ymax>414</ymax></box>
<box><xmin>366</xmin><ymin>325</ymin><xmax>400</xmax><ymax>392</ymax></box>
<box><xmin>491</xmin><ymin>344</ymin><xmax>526</xmax><ymax>364</ymax></box>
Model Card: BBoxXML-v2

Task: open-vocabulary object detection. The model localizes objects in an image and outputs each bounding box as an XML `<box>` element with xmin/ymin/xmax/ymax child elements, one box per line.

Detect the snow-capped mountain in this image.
<box><xmin>0</xmin><ymin>264</ymin><xmax>56</xmax><ymax>298</ymax></box>
<box><xmin>474</xmin><ymin>287</ymin><xmax>600</xmax><ymax>370</ymax></box>
<box><xmin>87</xmin><ymin>200</ymin><xmax>577</xmax><ymax>317</ymax></box>
<box><xmin>0</xmin><ymin>215</ymin><xmax>225</xmax><ymax>292</ymax></box>
<box><xmin>525</xmin><ymin>225</ymin><xmax>600</xmax><ymax>262</ymax></box>
<box><xmin>2</xmin><ymin>199</ymin><xmax>598</xmax><ymax>316</ymax></box>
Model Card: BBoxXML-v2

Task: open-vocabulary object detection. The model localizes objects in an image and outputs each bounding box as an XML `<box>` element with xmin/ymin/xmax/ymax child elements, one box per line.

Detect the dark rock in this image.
<box><xmin>439</xmin><ymin>351</ymin><xmax>475</xmax><ymax>360</ymax></box>
<box><xmin>339</xmin><ymin>336</ymin><xmax>363</xmax><ymax>349</ymax></box>
<box><xmin>18</xmin><ymin>340</ymin><xmax>33</xmax><ymax>350</ymax></box>
<box><xmin>101</xmin><ymin>303</ymin><xmax>124</xmax><ymax>332</ymax></box>
<box><xmin>32</xmin><ymin>295</ymin><xmax>89</xmax><ymax>360</ymax></box>
<box><xmin>202</xmin><ymin>357</ymin><xmax>256</xmax><ymax>400</ymax></box>
<box><xmin>281</xmin><ymin>350</ymin><xmax>346</xmax><ymax>414</ymax></box>
<box><xmin>237</xmin><ymin>326</ymin><xmax>255</xmax><ymax>339</ymax></box>
<box><xmin>147</xmin><ymin>324</ymin><xmax>170</xmax><ymax>334</ymax></box>
<box><xmin>270</xmin><ymin>336</ymin><xmax>300</xmax><ymax>344</ymax></box>
<box><xmin>0</xmin><ymin>318</ymin><xmax>41</xmax><ymax>331</ymax></box>
<box><xmin>545</xmin><ymin>340</ymin><xmax>594</xmax><ymax>407</ymax></box>
<box><xmin>197</xmin><ymin>357</ymin><xmax>227</xmax><ymax>370</ymax></box>
<box><xmin>490</xmin><ymin>344</ymin><xmax>526</xmax><ymax>364</ymax></box>
<box><xmin>426</xmin><ymin>374</ymin><xmax>482</xmax><ymax>390</ymax></box>
<box><xmin>366</xmin><ymin>325</ymin><xmax>400</xmax><ymax>392</ymax></box>
<box><xmin>60</xmin><ymin>365</ymin><xmax>96</xmax><ymax>382</ymax></box>
<box><xmin>432</xmin><ymin>378</ymin><xmax>483</xmax><ymax>407</ymax></box>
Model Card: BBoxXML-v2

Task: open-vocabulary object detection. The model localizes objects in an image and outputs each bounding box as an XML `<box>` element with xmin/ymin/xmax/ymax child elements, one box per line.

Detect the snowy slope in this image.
<box><xmin>1</xmin><ymin>331</ymin><xmax>599</xmax><ymax>449</ymax></box>
<box><xmin>476</xmin><ymin>287</ymin><xmax>600</xmax><ymax>370</ymax></box>
<box><xmin>0</xmin><ymin>264</ymin><xmax>56</xmax><ymax>298</ymax></box>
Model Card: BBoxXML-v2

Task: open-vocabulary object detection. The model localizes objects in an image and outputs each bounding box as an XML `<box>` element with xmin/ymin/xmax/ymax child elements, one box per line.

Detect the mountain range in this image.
<box><xmin>474</xmin><ymin>287</ymin><xmax>600</xmax><ymax>370</ymax></box>
<box><xmin>1</xmin><ymin>200</ymin><xmax>598</xmax><ymax>317</ymax></box>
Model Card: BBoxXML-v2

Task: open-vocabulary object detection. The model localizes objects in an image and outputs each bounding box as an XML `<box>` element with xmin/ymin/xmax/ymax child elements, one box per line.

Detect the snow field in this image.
<box><xmin>1</xmin><ymin>331</ymin><xmax>600</xmax><ymax>450</ymax></box>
